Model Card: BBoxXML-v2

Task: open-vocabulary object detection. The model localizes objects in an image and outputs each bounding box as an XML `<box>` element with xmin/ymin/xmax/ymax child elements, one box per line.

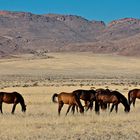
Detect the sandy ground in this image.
<box><xmin>0</xmin><ymin>52</ymin><xmax>140</xmax><ymax>140</ymax></box>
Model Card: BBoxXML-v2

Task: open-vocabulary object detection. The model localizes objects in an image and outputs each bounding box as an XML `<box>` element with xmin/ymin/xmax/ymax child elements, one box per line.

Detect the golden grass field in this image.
<box><xmin>0</xmin><ymin>52</ymin><xmax>140</xmax><ymax>140</ymax></box>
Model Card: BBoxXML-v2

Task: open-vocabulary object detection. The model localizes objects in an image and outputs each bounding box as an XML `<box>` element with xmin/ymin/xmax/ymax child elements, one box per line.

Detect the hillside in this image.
<box><xmin>0</xmin><ymin>11</ymin><xmax>140</xmax><ymax>57</ymax></box>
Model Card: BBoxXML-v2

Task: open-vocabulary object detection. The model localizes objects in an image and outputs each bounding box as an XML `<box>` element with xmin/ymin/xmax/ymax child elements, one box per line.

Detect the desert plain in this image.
<box><xmin>0</xmin><ymin>52</ymin><xmax>140</xmax><ymax>140</ymax></box>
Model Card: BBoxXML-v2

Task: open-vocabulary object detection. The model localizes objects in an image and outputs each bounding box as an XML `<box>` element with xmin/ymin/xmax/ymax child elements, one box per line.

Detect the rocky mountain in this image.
<box><xmin>0</xmin><ymin>11</ymin><xmax>140</xmax><ymax>57</ymax></box>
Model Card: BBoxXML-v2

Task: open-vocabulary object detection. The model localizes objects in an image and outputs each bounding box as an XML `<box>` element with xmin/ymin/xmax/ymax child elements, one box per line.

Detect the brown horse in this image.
<box><xmin>128</xmin><ymin>89</ymin><xmax>140</xmax><ymax>107</ymax></box>
<box><xmin>95</xmin><ymin>90</ymin><xmax>130</xmax><ymax>114</ymax></box>
<box><xmin>52</xmin><ymin>92</ymin><xmax>84</xmax><ymax>116</ymax></box>
<box><xmin>72</xmin><ymin>89</ymin><xmax>96</xmax><ymax>111</ymax></box>
<box><xmin>0</xmin><ymin>91</ymin><xmax>26</xmax><ymax>114</ymax></box>
<box><xmin>95</xmin><ymin>88</ymin><xmax>111</xmax><ymax>110</ymax></box>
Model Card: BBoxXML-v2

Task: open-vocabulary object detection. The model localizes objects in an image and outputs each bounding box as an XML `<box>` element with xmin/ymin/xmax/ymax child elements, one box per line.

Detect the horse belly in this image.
<box><xmin>64</xmin><ymin>98</ymin><xmax>75</xmax><ymax>105</ymax></box>
<box><xmin>64</xmin><ymin>99</ymin><xmax>75</xmax><ymax>105</ymax></box>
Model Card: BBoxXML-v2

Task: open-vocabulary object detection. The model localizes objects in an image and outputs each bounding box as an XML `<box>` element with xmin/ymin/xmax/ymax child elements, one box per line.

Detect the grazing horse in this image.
<box><xmin>0</xmin><ymin>92</ymin><xmax>26</xmax><ymax>114</ymax></box>
<box><xmin>95</xmin><ymin>88</ymin><xmax>111</xmax><ymax>110</ymax></box>
<box><xmin>128</xmin><ymin>89</ymin><xmax>140</xmax><ymax>107</ymax></box>
<box><xmin>72</xmin><ymin>89</ymin><xmax>96</xmax><ymax>111</ymax></box>
<box><xmin>95</xmin><ymin>90</ymin><xmax>130</xmax><ymax>114</ymax></box>
<box><xmin>52</xmin><ymin>92</ymin><xmax>84</xmax><ymax>116</ymax></box>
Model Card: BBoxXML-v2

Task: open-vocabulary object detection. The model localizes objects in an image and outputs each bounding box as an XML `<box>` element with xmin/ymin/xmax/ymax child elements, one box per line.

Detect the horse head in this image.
<box><xmin>124</xmin><ymin>104</ymin><xmax>130</xmax><ymax>113</ymax></box>
<box><xmin>22</xmin><ymin>104</ymin><xmax>27</xmax><ymax>112</ymax></box>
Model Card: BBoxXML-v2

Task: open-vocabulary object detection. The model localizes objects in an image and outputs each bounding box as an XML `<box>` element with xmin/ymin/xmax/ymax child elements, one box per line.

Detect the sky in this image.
<box><xmin>0</xmin><ymin>0</ymin><xmax>140</xmax><ymax>23</ymax></box>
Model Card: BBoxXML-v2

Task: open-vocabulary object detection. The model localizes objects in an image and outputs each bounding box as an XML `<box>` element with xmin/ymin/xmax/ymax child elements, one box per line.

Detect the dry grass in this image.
<box><xmin>0</xmin><ymin>52</ymin><xmax>140</xmax><ymax>78</ymax></box>
<box><xmin>0</xmin><ymin>86</ymin><xmax>140</xmax><ymax>140</ymax></box>
<box><xmin>0</xmin><ymin>52</ymin><xmax>140</xmax><ymax>140</ymax></box>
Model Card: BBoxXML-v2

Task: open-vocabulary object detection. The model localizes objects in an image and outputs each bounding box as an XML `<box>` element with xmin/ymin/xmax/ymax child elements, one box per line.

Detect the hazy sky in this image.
<box><xmin>0</xmin><ymin>0</ymin><xmax>139</xmax><ymax>23</ymax></box>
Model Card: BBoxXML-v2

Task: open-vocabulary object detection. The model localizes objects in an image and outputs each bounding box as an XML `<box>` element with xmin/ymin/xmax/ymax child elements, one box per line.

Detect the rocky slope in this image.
<box><xmin>0</xmin><ymin>11</ymin><xmax>140</xmax><ymax>57</ymax></box>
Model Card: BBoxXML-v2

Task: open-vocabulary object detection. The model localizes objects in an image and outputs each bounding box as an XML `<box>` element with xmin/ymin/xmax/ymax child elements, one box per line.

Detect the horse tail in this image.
<box><xmin>52</xmin><ymin>93</ymin><xmax>58</xmax><ymax>103</ymax></box>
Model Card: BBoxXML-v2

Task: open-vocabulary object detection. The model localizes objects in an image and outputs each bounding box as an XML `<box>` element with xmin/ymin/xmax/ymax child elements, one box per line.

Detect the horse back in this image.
<box><xmin>73</xmin><ymin>89</ymin><xmax>95</xmax><ymax>101</ymax></box>
<box><xmin>97</xmin><ymin>93</ymin><xmax>118</xmax><ymax>103</ymax></box>
<box><xmin>129</xmin><ymin>89</ymin><xmax>140</xmax><ymax>99</ymax></box>
<box><xmin>58</xmin><ymin>92</ymin><xmax>77</xmax><ymax>105</ymax></box>
<box><xmin>0</xmin><ymin>92</ymin><xmax>23</xmax><ymax>104</ymax></box>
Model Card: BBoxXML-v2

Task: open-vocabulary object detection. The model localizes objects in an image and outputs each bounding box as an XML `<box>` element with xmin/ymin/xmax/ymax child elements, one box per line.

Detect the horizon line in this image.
<box><xmin>0</xmin><ymin>9</ymin><xmax>140</xmax><ymax>24</ymax></box>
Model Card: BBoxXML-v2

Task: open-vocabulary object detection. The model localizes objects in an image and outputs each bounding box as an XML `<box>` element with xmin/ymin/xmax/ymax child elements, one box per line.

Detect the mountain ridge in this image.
<box><xmin>0</xmin><ymin>11</ymin><xmax>140</xmax><ymax>57</ymax></box>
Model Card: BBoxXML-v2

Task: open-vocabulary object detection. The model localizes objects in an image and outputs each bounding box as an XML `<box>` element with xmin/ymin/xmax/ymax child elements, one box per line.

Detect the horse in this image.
<box><xmin>95</xmin><ymin>90</ymin><xmax>130</xmax><ymax>114</ymax></box>
<box><xmin>52</xmin><ymin>92</ymin><xmax>84</xmax><ymax>116</ymax></box>
<box><xmin>0</xmin><ymin>91</ymin><xmax>26</xmax><ymax>114</ymax></box>
<box><xmin>128</xmin><ymin>89</ymin><xmax>140</xmax><ymax>107</ymax></box>
<box><xmin>72</xmin><ymin>89</ymin><xmax>96</xmax><ymax>111</ymax></box>
<box><xmin>95</xmin><ymin>88</ymin><xmax>111</xmax><ymax>110</ymax></box>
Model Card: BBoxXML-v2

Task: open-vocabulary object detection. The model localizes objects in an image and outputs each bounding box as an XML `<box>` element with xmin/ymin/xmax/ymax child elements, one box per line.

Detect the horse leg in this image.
<box><xmin>71</xmin><ymin>105</ymin><xmax>76</xmax><ymax>114</ymax></box>
<box><xmin>133</xmin><ymin>98</ymin><xmax>136</xmax><ymax>107</ymax></box>
<box><xmin>0</xmin><ymin>103</ymin><xmax>3</xmax><ymax>114</ymax></box>
<box><xmin>84</xmin><ymin>101</ymin><xmax>88</xmax><ymax>110</ymax></box>
<box><xmin>129</xmin><ymin>98</ymin><xmax>132</xmax><ymax>106</ymax></box>
<box><xmin>115</xmin><ymin>104</ymin><xmax>118</xmax><ymax>113</ymax></box>
<box><xmin>66</xmin><ymin>105</ymin><xmax>72</xmax><ymax>116</ymax></box>
<box><xmin>87</xmin><ymin>101</ymin><xmax>93</xmax><ymax>111</ymax></box>
<box><xmin>74</xmin><ymin>105</ymin><xmax>79</xmax><ymax>113</ymax></box>
<box><xmin>12</xmin><ymin>103</ymin><xmax>17</xmax><ymax>114</ymax></box>
<box><xmin>110</xmin><ymin>104</ymin><xmax>115</xmax><ymax>113</ymax></box>
<box><xmin>101</xmin><ymin>103</ymin><xmax>107</xmax><ymax>110</ymax></box>
<box><xmin>11</xmin><ymin>103</ymin><xmax>17</xmax><ymax>114</ymax></box>
<box><xmin>58</xmin><ymin>102</ymin><xmax>63</xmax><ymax>116</ymax></box>
<box><xmin>108</xmin><ymin>103</ymin><xmax>110</xmax><ymax>110</ymax></box>
<box><xmin>95</xmin><ymin>101</ymin><xmax>100</xmax><ymax>115</ymax></box>
<box><xmin>90</xmin><ymin>101</ymin><xmax>93</xmax><ymax>111</ymax></box>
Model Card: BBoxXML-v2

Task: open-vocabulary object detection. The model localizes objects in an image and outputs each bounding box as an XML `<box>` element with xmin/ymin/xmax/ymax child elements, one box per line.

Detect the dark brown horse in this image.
<box><xmin>128</xmin><ymin>89</ymin><xmax>140</xmax><ymax>107</ymax></box>
<box><xmin>95</xmin><ymin>90</ymin><xmax>130</xmax><ymax>114</ymax></box>
<box><xmin>72</xmin><ymin>89</ymin><xmax>96</xmax><ymax>111</ymax></box>
<box><xmin>52</xmin><ymin>92</ymin><xmax>84</xmax><ymax>116</ymax></box>
<box><xmin>0</xmin><ymin>91</ymin><xmax>26</xmax><ymax>114</ymax></box>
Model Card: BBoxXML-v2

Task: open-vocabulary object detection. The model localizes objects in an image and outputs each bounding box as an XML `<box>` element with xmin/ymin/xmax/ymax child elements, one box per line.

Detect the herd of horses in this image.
<box><xmin>0</xmin><ymin>88</ymin><xmax>140</xmax><ymax>115</ymax></box>
<box><xmin>52</xmin><ymin>88</ymin><xmax>140</xmax><ymax>116</ymax></box>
